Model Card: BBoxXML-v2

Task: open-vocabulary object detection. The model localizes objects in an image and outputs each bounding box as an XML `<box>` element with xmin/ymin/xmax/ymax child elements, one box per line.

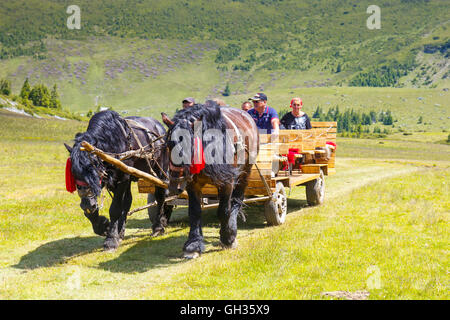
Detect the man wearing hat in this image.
<box><xmin>247</xmin><ymin>93</ymin><xmax>279</xmax><ymax>134</ymax></box>
<box><xmin>182</xmin><ymin>97</ymin><xmax>195</xmax><ymax>109</ymax></box>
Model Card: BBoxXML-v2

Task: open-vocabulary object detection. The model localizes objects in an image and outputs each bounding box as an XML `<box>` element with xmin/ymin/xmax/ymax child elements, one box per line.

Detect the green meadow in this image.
<box><xmin>0</xmin><ymin>109</ymin><xmax>448</xmax><ymax>299</ymax></box>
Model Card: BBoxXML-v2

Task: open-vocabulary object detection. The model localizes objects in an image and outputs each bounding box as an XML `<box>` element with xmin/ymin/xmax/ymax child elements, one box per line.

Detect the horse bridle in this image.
<box><xmin>82</xmin><ymin>117</ymin><xmax>166</xmax><ymax>188</ymax></box>
<box><xmin>165</xmin><ymin>117</ymin><xmax>198</xmax><ymax>183</ymax></box>
<box><xmin>166</xmin><ymin>111</ymin><xmax>243</xmax><ymax>169</ymax></box>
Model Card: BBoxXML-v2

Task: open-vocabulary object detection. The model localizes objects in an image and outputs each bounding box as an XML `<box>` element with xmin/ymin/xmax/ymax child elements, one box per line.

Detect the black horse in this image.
<box><xmin>64</xmin><ymin>110</ymin><xmax>172</xmax><ymax>251</ymax></box>
<box><xmin>162</xmin><ymin>102</ymin><xmax>259</xmax><ymax>258</ymax></box>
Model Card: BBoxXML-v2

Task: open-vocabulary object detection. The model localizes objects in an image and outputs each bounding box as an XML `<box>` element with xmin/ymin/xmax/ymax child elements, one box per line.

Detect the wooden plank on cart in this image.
<box><xmin>278</xmin><ymin>130</ymin><xmax>303</xmax><ymax>154</ymax></box>
<box><xmin>249</xmin><ymin>168</ymin><xmax>272</xmax><ymax>180</ymax></box>
<box><xmin>300</xmin><ymin>129</ymin><xmax>316</xmax><ymax>150</ymax></box>
<box><xmin>138</xmin><ymin>179</ymin><xmax>156</xmax><ymax>193</ymax></box>
<box><xmin>302</xmin><ymin>163</ymin><xmax>328</xmax><ymax>175</ymax></box>
<box><xmin>314</xmin><ymin>128</ymin><xmax>327</xmax><ymax>148</ymax></box>
<box><xmin>244</xmin><ymin>186</ymin><xmax>272</xmax><ymax>196</ymax></box>
<box><xmin>201</xmin><ymin>184</ymin><xmax>219</xmax><ymax>196</ymax></box>
<box><xmin>289</xmin><ymin>173</ymin><xmax>321</xmax><ymax>187</ymax></box>
<box><xmin>311</xmin><ymin>121</ymin><xmax>337</xmax><ymax>169</ymax></box>
<box><xmin>259</xmin><ymin>134</ymin><xmax>272</xmax><ymax>144</ymax></box>
<box><xmin>137</xmin><ymin>179</ymin><xmax>190</xmax><ymax>198</ymax></box>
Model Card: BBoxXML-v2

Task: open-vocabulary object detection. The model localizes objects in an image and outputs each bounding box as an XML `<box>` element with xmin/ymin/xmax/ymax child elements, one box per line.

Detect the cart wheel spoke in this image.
<box><xmin>264</xmin><ymin>182</ymin><xmax>287</xmax><ymax>226</ymax></box>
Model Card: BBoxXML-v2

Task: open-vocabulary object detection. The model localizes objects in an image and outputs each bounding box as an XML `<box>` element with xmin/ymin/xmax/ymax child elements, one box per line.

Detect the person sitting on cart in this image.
<box><xmin>280</xmin><ymin>97</ymin><xmax>312</xmax><ymax>130</ymax></box>
<box><xmin>182</xmin><ymin>97</ymin><xmax>195</xmax><ymax>109</ymax></box>
<box><xmin>247</xmin><ymin>92</ymin><xmax>279</xmax><ymax>134</ymax></box>
<box><xmin>241</xmin><ymin>101</ymin><xmax>252</xmax><ymax>112</ymax></box>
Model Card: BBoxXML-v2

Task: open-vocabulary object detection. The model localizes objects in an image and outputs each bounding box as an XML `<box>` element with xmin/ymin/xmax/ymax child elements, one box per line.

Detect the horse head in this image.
<box><xmin>65</xmin><ymin>133</ymin><xmax>105</xmax><ymax>216</ymax></box>
<box><xmin>162</xmin><ymin>103</ymin><xmax>238</xmax><ymax>195</ymax></box>
<box><xmin>162</xmin><ymin>111</ymin><xmax>200</xmax><ymax>195</ymax></box>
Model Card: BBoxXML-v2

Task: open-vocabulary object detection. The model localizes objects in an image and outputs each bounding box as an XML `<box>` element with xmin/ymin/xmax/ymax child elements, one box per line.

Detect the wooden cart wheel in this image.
<box><xmin>306</xmin><ymin>170</ymin><xmax>325</xmax><ymax>206</ymax></box>
<box><xmin>264</xmin><ymin>182</ymin><xmax>287</xmax><ymax>226</ymax></box>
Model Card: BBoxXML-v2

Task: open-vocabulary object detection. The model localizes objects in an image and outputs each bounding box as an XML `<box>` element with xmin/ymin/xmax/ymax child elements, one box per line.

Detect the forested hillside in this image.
<box><xmin>0</xmin><ymin>0</ymin><xmax>448</xmax><ymax>113</ymax></box>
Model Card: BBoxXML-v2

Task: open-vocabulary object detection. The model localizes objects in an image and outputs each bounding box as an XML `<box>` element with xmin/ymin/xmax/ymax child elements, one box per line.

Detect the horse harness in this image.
<box><xmin>222</xmin><ymin>113</ymin><xmax>245</xmax><ymax>167</ymax></box>
<box><xmin>85</xmin><ymin>117</ymin><xmax>168</xmax><ymax>192</ymax></box>
<box><xmin>121</xmin><ymin>118</ymin><xmax>169</xmax><ymax>180</ymax></box>
<box><xmin>223</xmin><ymin>112</ymin><xmax>272</xmax><ymax>197</ymax></box>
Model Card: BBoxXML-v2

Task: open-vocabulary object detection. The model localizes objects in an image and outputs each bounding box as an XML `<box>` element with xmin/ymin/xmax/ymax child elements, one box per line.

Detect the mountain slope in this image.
<box><xmin>0</xmin><ymin>0</ymin><xmax>448</xmax><ymax>114</ymax></box>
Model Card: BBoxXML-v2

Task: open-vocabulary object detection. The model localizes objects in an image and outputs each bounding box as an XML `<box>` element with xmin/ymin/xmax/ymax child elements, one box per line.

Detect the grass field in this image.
<box><xmin>0</xmin><ymin>109</ymin><xmax>448</xmax><ymax>299</ymax></box>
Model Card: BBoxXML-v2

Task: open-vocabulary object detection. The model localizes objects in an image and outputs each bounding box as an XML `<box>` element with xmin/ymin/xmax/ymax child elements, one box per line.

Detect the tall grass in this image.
<box><xmin>142</xmin><ymin>168</ymin><xmax>449</xmax><ymax>299</ymax></box>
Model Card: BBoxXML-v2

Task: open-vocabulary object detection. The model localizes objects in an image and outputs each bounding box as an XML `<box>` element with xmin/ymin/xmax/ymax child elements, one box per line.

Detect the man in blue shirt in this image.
<box><xmin>247</xmin><ymin>93</ymin><xmax>279</xmax><ymax>134</ymax></box>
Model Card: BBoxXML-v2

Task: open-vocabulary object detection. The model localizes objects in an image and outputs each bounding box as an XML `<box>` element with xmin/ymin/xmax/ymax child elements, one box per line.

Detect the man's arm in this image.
<box><xmin>271</xmin><ymin>117</ymin><xmax>280</xmax><ymax>134</ymax></box>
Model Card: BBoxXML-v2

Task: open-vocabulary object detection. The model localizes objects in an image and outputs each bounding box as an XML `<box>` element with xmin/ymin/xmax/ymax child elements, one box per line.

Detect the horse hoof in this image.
<box><xmin>220</xmin><ymin>239</ymin><xmax>238</xmax><ymax>249</ymax></box>
<box><xmin>151</xmin><ymin>229</ymin><xmax>164</xmax><ymax>237</ymax></box>
<box><xmin>103</xmin><ymin>238</ymin><xmax>119</xmax><ymax>252</ymax></box>
<box><xmin>183</xmin><ymin>251</ymin><xmax>200</xmax><ymax>260</ymax></box>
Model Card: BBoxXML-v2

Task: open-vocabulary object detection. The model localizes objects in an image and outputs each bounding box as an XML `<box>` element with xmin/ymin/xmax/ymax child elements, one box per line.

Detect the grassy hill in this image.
<box><xmin>0</xmin><ymin>0</ymin><xmax>449</xmax><ymax>119</ymax></box>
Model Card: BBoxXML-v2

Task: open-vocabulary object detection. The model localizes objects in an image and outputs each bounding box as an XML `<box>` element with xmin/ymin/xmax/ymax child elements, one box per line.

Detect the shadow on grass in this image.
<box><xmin>13</xmin><ymin>236</ymin><xmax>104</xmax><ymax>270</ymax></box>
<box><xmin>96</xmin><ymin>231</ymin><xmax>222</xmax><ymax>274</ymax></box>
<box><xmin>128</xmin><ymin>193</ymin><xmax>309</xmax><ymax>231</ymax></box>
<box><xmin>96</xmin><ymin>203</ymin><xmax>272</xmax><ymax>274</ymax></box>
<box><xmin>126</xmin><ymin>217</ymin><xmax>152</xmax><ymax>229</ymax></box>
<box><xmin>158</xmin><ymin>197</ymin><xmax>309</xmax><ymax>230</ymax></box>
<box><xmin>14</xmin><ymin>198</ymin><xmax>309</xmax><ymax>273</ymax></box>
<box><xmin>287</xmin><ymin>198</ymin><xmax>309</xmax><ymax>213</ymax></box>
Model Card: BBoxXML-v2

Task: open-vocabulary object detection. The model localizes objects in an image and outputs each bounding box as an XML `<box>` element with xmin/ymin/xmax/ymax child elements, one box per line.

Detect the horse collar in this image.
<box><xmin>223</xmin><ymin>113</ymin><xmax>244</xmax><ymax>151</ymax></box>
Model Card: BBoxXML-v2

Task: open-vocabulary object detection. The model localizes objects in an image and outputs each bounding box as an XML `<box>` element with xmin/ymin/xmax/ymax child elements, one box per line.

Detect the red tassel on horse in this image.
<box><xmin>190</xmin><ymin>136</ymin><xmax>205</xmax><ymax>174</ymax></box>
<box><xmin>65</xmin><ymin>158</ymin><xmax>77</xmax><ymax>193</ymax></box>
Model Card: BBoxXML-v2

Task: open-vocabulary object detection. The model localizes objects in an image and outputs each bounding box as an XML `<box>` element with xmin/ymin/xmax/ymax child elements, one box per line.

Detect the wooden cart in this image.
<box><xmin>137</xmin><ymin>121</ymin><xmax>337</xmax><ymax>226</ymax></box>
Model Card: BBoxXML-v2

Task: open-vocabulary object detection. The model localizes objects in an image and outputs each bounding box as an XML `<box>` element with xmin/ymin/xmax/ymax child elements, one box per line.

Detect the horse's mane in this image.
<box><xmin>171</xmin><ymin>102</ymin><xmax>239</xmax><ymax>187</ymax></box>
<box><xmin>71</xmin><ymin>110</ymin><xmax>130</xmax><ymax>196</ymax></box>
<box><xmin>172</xmin><ymin>101</ymin><xmax>224</xmax><ymax>130</ymax></box>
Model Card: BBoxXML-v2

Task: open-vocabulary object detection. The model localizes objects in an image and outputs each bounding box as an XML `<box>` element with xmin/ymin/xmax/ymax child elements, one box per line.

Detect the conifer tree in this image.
<box><xmin>50</xmin><ymin>84</ymin><xmax>62</xmax><ymax>109</ymax></box>
<box><xmin>29</xmin><ymin>83</ymin><xmax>51</xmax><ymax>108</ymax></box>
<box><xmin>222</xmin><ymin>83</ymin><xmax>231</xmax><ymax>96</ymax></box>
<box><xmin>312</xmin><ymin>106</ymin><xmax>322</xmax><ymax>118</ymax></box>
<box><xmin>20</xmin><ymin>78</ymin><xmax>31</xmax><ymax>99</ymax></box>
<box><xmin>383</xmin><ymin>110</ymin><xmax>393</xmax><ymax>125</ymax></box>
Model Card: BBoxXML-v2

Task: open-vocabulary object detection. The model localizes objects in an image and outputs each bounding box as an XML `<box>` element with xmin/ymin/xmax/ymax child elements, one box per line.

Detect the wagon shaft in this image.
<box><xmin>80</xmin><ymin>141</ymin><xmax>188</xmax><ymax>198</ymax></box>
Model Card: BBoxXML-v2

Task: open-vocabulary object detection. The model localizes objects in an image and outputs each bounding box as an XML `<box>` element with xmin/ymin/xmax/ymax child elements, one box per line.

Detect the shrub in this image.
<box><xmin>215</xmin><ymin>43</ymin><xmax>241</xmax><ymax>64</ymax></box>
<box><xmin>0</xmin><ymin>79</ymin><xmax>11</xmax><ymax>95</ymax></box>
